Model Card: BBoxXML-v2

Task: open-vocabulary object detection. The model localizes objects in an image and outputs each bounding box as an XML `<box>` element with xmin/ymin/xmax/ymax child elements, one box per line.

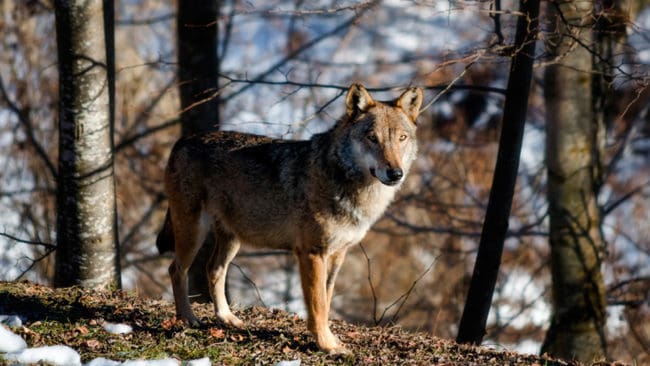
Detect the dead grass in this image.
<box><xmin>0</xmin><ymin>281</ymin><xmax>627</xmax><ymax>365</ymax></box>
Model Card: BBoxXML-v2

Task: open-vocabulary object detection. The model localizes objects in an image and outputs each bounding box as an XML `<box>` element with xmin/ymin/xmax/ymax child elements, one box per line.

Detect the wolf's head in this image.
<box><xmin>336</xmin><ymin>84</ymin><xmax>422</xmax><ymax>186</ymax></box>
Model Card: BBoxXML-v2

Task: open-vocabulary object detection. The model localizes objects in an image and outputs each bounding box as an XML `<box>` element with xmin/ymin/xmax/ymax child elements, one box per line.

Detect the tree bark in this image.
<box><xmin>541</xmin><ymin>0</ymin><xmax>608</xmax><ymax>361</ymax></box>
<box><xmin>456</xmin><ymin>0</ymin><xmax>540</xmax><ymax>345</ymax></box>
<box><xmin>54</xmin><ymin>0</ymin><xmax>120</xmax><ymax>289</ymax></box>
<box><xmin>178</xmin><ymin>0</ymin><xmax>220</xmax><ymax>135</ymax></box>
<box><xmin>176</xmin><ymin>0</ymin><xmax>220</xmax><ymax>302</ymax></box>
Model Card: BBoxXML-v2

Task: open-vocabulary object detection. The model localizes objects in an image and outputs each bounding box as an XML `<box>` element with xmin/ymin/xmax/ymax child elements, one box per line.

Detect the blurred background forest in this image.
<box><xmin>1</xmin><ymin>0</ymin><xmax>649</xmax><ymax>363</ymax></box>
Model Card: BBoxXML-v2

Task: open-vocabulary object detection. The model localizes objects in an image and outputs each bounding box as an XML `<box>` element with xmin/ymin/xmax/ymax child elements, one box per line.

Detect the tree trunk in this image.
<box><xmin>541</xmin><ymin>0</ymin><xmax>608</xmax><ymax>361</ymax></box>
<box><xmin>456</xmin><ymin>0</ymin><xmax>540</xmax><ymax>345</ymax></box>
<box><xmin>54</xmin><ymin>0</ymin><xmax>120</xmax><ymax>289</ymax></box>
<box><xmin>177</xmin><ymin>0</ymin><xmax>220</xmax><ymax>302</ymax></box>
<box><xmin>178</xmin><ymin>0</ymin><xmax>220</xmax><ymax>135</ymax></box>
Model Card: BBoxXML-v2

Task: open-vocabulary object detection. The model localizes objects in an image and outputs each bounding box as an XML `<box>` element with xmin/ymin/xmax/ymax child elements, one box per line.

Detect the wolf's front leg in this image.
<box><xmin>297</xmin><ymin>249</ymin><xmax>349</xmax><ymax>355</ymax></box>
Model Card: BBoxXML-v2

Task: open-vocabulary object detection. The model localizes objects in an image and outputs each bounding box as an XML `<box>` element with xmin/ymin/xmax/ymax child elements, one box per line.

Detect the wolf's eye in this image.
<box><xmin>399</xmin><ymin>134</ymin><xmax>408</xmax><ymax>141</ymax></box>
<box><xmin>367</xmin><ymin>134</ymin><xmax>378</xmax><ymax>143</ymax></box>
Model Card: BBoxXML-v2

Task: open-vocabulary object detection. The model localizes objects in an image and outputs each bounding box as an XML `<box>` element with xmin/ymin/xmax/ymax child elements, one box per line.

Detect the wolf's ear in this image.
<box><xmin>346</xmin><ymin>84</ymin><xmax>375</xmax><ymax>118</ymax></box>
<box><xmin>397</xmin><ymin>87</ymin><xmax>423</xmax><ymax>124</ymax></box>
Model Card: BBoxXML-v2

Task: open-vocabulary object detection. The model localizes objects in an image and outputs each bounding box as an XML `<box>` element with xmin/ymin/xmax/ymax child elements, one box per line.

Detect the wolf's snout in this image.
<box><xmin>387</xmin><ymin>168</ymin><xmax>403</xmax><ymax>182</ymax></box>
<box><xmin>375</xmin><ymin>167</ymin><xmax>404</xmax><ymax>186</ymax></box>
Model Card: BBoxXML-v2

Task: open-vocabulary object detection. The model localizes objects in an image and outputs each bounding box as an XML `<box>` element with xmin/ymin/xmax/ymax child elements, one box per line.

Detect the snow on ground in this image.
<box><xmin>103</xmin><ymin>322</ymin><xmax>133</xmax><ymax>335</ymax></box>
<box><xmin>0</xmin><ymin>318</ymin><xmax>297</xmax><ymax>366</ymax></box>
<box><xmin>0</xmin><ymin>324</ymin><xmax>27</xmax><ymax>353</ymax></box>
<box><xmin>3</xmin><ymin>345</ymin><xmax>82</xmax><ymax>366</ymax></box>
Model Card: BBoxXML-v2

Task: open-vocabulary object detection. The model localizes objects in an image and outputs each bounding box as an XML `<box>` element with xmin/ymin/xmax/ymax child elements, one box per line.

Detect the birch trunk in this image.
<box><xmin>54</xmin><ymin>0</ymin><xmax>120</xmax><ymax>289</ymax></box>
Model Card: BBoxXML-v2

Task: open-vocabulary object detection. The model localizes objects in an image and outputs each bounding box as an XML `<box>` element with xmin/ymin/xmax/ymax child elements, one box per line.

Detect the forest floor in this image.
<box><xmin>0</xmin><ymin>281</ymin><xmax>626</xmax><ymax>365</ymax></box>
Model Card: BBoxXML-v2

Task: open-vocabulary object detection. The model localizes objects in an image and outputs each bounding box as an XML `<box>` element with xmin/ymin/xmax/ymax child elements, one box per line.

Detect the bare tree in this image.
<box><xmin>456</xmin><ymin>0</ymin><xmax>540</xmax><ymax>345</ymax></box>
<box><xmin>178</xmin><ymin>0</ymin><xmax>221</xmax><ymax>134</ymax></box>
<box><xmin>53</xmin><ymin>0</ymin><xmax>120</xmax><ymax>289</ymax></box>
<box><xmin>541</xmin><ymin>0</ymin><xmax>608</xmax><ymax>361</ymax></box>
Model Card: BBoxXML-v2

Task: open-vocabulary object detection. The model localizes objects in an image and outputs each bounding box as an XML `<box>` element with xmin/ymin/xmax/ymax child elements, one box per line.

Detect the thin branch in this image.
<box><xmin>115</xmin><ymin>118</ymin><xmax>179</xmax><ymax>153</ymax></box>
<box><xmin>602</xmin><ymin>182</ymin><xmax>649</xmax><ymax>216</ymax></box>
<box><xmin>0</xmin><ymin>74</ymin><xmax>58</xmax><ymax>179</ymax></box>
<box><xmin>121</xmin><ymin>77</ymin><xmax>178</xmax><ymax>139</ymax></box>
<box><xmin>223</xmin><ymin>2</ymin><xmax>378</xmax><ymax>102</ymax></box>
<box><xmin>219</xmin><ymin>0</ymin><xmax>237</xmax><ymax>69</ymax></box>
<box><xmin>116</xmin><ymin>13</ymin><xmax>175</xmax><ymax>26</ymax></box>
<box><xmin>359</xmin><ymin>243</ymin><xmax>380</xmax><ymax>325</ymax></box>
<box><xmin>120</xmin><ymin>193</ymin><xmax>166</xmax><ymax>252</ymax></box>
<box><xmin>132</xmin><ymin>262</ymin><xmax>170</xmax><ymax>294</ymax></box>
<box><xmin>386</xmin><ymin>256</ymin><xmax>438</xmax><ymax>325</ymax></box>
<box><xmin>220</xmin><ymin>74</ymin><xmax>507</xmax><ymax>96</ymax></box>
<box><xmin>230</xmin><ymin>262</ymin><xmax>267</xmax><ymax>307</ymax></box>
<box><xmin>607</xmin><ymin>276</ymin><xmax>650</xmax><ymax>293</ymax></box>
<box><xmin>254</xmin><ymin>1</ymin><xmax>375</xmax><ymax>17</ymax></box>
<box><xmin>489</xmin><ymin>0</ymin><xmax>504</xmax><ymax>46</ymax></box>
<box><xmin>15</xmin><ymin>248</ymin><xmax>55</xmax><ymax>281</ymax></box>
<box><xmin>420</xmin><ymin>55</ymin><xmax>481</xmax><ymax>113</ymax></box>
<box><xmin>0</xmin><ymin>232</ymin><xmax>56</xmax><ymax>249</ymax></box>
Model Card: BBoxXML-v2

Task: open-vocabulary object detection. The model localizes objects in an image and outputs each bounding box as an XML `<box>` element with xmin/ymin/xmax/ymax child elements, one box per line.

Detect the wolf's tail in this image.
<box><xmin>156</xmin><ymin>209</ymin><xmax>175</xmax><ymax>254</ymax></box>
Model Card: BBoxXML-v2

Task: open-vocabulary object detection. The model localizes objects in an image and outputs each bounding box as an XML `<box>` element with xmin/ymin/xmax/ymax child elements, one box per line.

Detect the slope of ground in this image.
<box><xmin>0</xmin><ymin>281</ymin><xmax>625</xmax><ymax>365</ymax></box>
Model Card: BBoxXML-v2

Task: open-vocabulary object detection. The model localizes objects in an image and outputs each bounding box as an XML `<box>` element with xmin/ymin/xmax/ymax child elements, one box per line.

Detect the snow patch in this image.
<box><xmin>0</xmin><ymin>323</ymin><xmax>210</xmax><ymax>366</ymax></box>
<box><xmin>185</xmin><ymin>358</ymin><xmax>211</xmax><ymax>366</ymax></box>
<box><xmin>85</xmin><ymin>358</ymin><xmax>122</xmax><ymax>366</ymax></box>
<box><xmin>0</xmin><ymin>324</ymin><xmax>27</xmax><ymax>353</ymax></box>
<box><xmin>121</xmin><ymin>359</ymin><xmax>180</xmax><ymax>366</ymax></box>
<box><xmin>103</xmin><ymin>322</ymin><xmax>133</xmax><ymax>335</ymax></box>
<box><xmin>0</xmin><ymin>314</ymin><xmax>23</xmax><ymax>327</ymax></box>
<box><xmin>3</xmin><ymin>345</ymin><xmax>82</xmax><ymax>366</ymax></box>
<box><xmin>84</xmin><ymin>357</ymin><xmax>210</xmax><ymax>366</ymax></box>
<box><xmin>273</xmin><ymin>360</ymin><xmax>301</xmax><ymax>366</ymax></box>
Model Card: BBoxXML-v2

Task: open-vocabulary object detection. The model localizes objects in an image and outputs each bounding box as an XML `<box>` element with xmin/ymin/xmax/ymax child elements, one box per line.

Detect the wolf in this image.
<box><xmin>156</xmin><ymin>84</ymin><xmax>423</xmax><ymax>354</ymax></box>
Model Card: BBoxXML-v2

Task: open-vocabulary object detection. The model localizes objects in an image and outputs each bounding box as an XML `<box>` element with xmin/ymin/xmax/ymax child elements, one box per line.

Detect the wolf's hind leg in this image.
<box><xmin>207</xmin><ymin>224</ymin><xmax>243</xmax><ymax>328</ymax></box>
<box><xmin>169</xmin><ymin>209</ymin><xmax>210</xmax><ymax>327</ymax></box>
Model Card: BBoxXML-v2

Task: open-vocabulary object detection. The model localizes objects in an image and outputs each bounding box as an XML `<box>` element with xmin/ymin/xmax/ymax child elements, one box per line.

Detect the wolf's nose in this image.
<box><xmin>387</xmin><ymin>168</ymin><xmax>403</xmax><ymax>182</ymax></box>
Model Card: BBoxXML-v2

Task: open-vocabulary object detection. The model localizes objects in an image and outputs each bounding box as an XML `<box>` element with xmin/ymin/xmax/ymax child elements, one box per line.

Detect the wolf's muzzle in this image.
<box><xmin>387</xmin><ymin>168</ymin><xmax>403</xmax><ymax>182</ymax></box>
<box><xmin>373</xmin><ymin>167</ymin><xmax>403</xmax><ymax>186</ymax></box>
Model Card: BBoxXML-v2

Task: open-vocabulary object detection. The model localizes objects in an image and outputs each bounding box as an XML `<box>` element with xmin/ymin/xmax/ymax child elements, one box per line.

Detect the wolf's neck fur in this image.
<box><xmin>308</xmin><ymin>128</ymin><xmax>398</xmax><ymax>224</ymax></box>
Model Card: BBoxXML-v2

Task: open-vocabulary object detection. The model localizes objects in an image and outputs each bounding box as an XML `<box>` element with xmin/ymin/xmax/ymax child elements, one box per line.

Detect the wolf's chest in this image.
<box><xmin>323</xmin><ymin>185</ymin><xmax>396</xmax><ymax>252</ymax></box>
<box><xmin>324</xmin><ymin>219</ymin><xmax>373</xmax><ymax>253</ymax></box>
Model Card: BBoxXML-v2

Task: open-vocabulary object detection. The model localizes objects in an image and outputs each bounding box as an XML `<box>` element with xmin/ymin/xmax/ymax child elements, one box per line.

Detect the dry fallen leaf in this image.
<box><xmin>209</xmin><ymin>327</ymin><xmax>225</xmax><ymax>339</ymax></box>
<box><xmin>229</xmin><ymin>333</ymin><xmax>244</xmax><ymax>342</ymax></box>
<box><xmin>85</xmin><ymin>339</ymin><xmax>101</xmax><ymax>350</ymax></box>
<box><xmin>346</xmin><ymin>331</ymin><xmax>361</xmax><ymax>339</ymax></box>
<box><xmin>161</xmin><ymin>317</ymin><xmax>178</xmax><ymax>330</ymax></box>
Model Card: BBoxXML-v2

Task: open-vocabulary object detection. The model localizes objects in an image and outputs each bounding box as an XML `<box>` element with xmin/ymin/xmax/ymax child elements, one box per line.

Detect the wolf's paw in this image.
<box><xmin>179</xmin><ymin>314</ymin><xmax>203</xmax><ymax>328</ymax></box>
<box><xmin>325</xmin><ymin>345</ymin><xmax>351</xmax><ymax>356</ymax></box>
<box><xmin>316</xmin><ymin>329</ymin><xmax>349</xmax><ymax>355</ymax></box>
<box><xmin>217</xmin><ymin>311</ymin><xmax>244</xmax><ymax>328</ymax></box>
